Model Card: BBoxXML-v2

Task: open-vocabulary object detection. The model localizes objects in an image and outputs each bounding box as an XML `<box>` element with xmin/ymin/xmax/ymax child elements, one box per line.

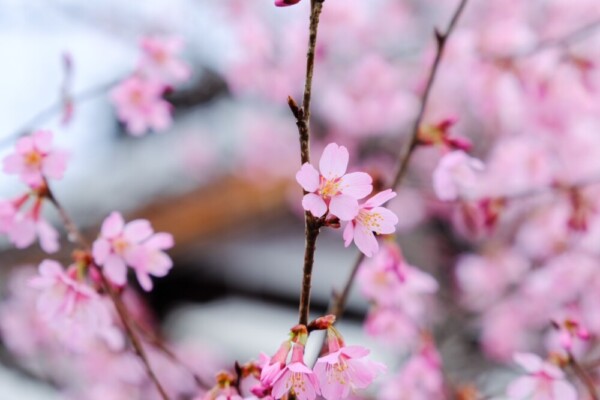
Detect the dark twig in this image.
<box><xmin>288</xmin><ymin>0</ymin><xmax>326</xmax><ymax>326</ymax></box>
<box><xmin>328</xmin><ymin>0</ymin><xmax>470</xmax><ymax>320</ymax></box>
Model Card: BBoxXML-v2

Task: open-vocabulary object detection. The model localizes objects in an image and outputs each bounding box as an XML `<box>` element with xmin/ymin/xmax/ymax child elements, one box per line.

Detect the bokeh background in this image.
<box><xmin>2</xmin><ymin>0</ymin><xmax>600</xmax><ymax>399</ymax></box>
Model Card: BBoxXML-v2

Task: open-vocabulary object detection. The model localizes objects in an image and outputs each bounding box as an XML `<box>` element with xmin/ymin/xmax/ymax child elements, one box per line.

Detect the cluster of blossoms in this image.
<box><xmin>202</xmin><ymin>316</ymin><xmax>385</xmax><ymax>400</ymax></box>
<box><xmin>92</xmin><ymin>211</ymin><xmax>174</xmax><ymax>291</ymax></box>
<box><xmin>296</xmin><ymin>143</ymin><xmax>399</xmax><ymax>257</ymax></box>
<box><xmin>0</xmin><ymin>266</ymin><xmax>218</xmax><ymax>400</ymax></box>
<box><xmin>110</xmin><ymin>36</ymin><xmax>191</xmax><ymax>136</ymax></box>
<box><xmin>1</xmin><ymin>130</ymin><xmax>67</xmax><ymax>253</ymax></box>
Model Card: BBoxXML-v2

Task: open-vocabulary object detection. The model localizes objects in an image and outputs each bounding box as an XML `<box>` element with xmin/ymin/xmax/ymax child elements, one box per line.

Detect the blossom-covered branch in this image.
<box><xmin>329</xmin><ymin>0</ymin><xmax>470</xmax><ymax>320</ymax></box>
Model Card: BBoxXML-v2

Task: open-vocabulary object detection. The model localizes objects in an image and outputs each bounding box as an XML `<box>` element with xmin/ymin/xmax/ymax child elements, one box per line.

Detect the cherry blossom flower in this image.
<box><xmin>110</xmin><ymin>76</ymin><xmax>172</xmax><ymax>136</ymax></box>
<box><xmin>2</xmin><ymin>130</ymin><xmax>68</xmax><ymax>188</ymax></box>
<box><xmin>296</xmin><ymin>143</ymin><xmax>372</xmax><ymax>220</ymax></box>
<box><xmin>259</xmin><ymin>340</ymin><xmax>292</xmax><ymax>390</ymax></box>
<box><xmin>274</xmin><ymin>0</ymin><xmax>301</xmax><ymax>6</ymax></box>
<box><xmin>29</xmin><ymin>260</ymin><xmax>122</xmax><ymax>351</ymax></box>
<box><xmin>139</xmin><ymin>36</ymin><xmax>191</xmax><ymax>84</ymax></box>
<box><xmin>506</xmin><ymin>353</ymin><xmax>577</xmax><ymax>400</ymax></box>
<box><xmin>343</xmin><ymin>189</ymin><xmax>398</xmax><ymax>257</ymax></box>
<box><xmin>0</xmin><ymin>195</ymin><xmax>59</xmax><ymax>253</ymax></box>
<box><xmin>314</xmin><ymin>327</ymin><xmax>385</xmax><ymax>400</ymax></box>
<box><xmin>271</xmin><ymin>344</ymin><xmax>320</xmax><ymax>400</ymax></box>
<box><xmin>92</xmin><ymin>212</ymin><xmax>174</xmax><ymax>291</ymax></box>
<box><xmin>432</xmin><ymin>150</ymin><xmax>485</xmax><ymax>201</ymax></box>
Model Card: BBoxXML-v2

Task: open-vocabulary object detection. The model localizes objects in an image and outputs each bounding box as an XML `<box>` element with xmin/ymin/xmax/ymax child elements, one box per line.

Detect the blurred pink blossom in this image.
<box><xmin>110</xmin><ymin>76</ymin><xmax>172</xmax><ymax>136</ymax></box>
<box><xmin>92</xmin><ymin>212</ymin><xmax>174</xmax><ymax>291</ymax></box>
<box><xmin>3</xmin><ymin>130</ymin><xmax>68</xmax><ymax>188</ymax></box>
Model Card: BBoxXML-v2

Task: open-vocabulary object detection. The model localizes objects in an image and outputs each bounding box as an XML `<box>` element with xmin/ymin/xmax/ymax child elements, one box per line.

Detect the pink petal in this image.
<box><xmin>9</xmin><ymin>218</ymin><xmax>36</xmax><ymax>249</ymax></box>
<box><xmin>37</xmin><ymin>219</ymin><xmax>59</xmax><ymax>254</ymax></box>
<box><xmin>15</xmin><ymin>136</ymin><xmax>34</xmax><ymax>154</ymax></box>
<box><xmin>42</xmin><ymin>151</ymin><xmax>69</xmax><ymax>180</ymax></box>
<box><xmin>370</xmin><ymin>207</ymin><xmax>398</xmax><ymax>234</ymax></box>
<box><xmin>302</xmin><ymin>193</ymin><xmax>328</xmax><ymax>218</ymax></box>
<box><xmin>506</xmin><ymin>376</ymin><xmax>536</xmax><ymax>398</ymax></box>
<box><xmin>552</xmin><ymin>380</ymin><xmax>578</xmax><ymax>400</ymax></box>
<box><xmin>123</xmin><ymin>219</ymin><xmax>153</xmax><ymax>243</ymax></box>
<box><xmin>136</xmin><ymin>271</ymin><xmax>154</xmax><ymax>291</ymax></box>
<box><xmin>513</xmin><ymin>353</ymin><xmax>543</xmax><ymax>373</ymax></box>
<box><xmin>101</xmin><ymin>212</ymin><xmax>124</xmax><ymax>238</ymax></box>
<box><xmin>343</xmin><ymin>222</ymin><xmax>355</xmax><ymax>247</ymax></box>
<box><xmin>329</xmin><ymin>194</ymin><xmax>359</xmax><ymax>221</ymax></box>
<box><xmin>39</xmin><ymin>259</ymin><xmax>63</xmax><ymax>278</ymax></box>
<box><xmin>271</xmin><ymin>370</ymin><xmax>293</xmax><ymax>399</ymax></box>
<box><xmin>92</xmin><ymin>238</ymin><xmax>111</xmax><ymax>264</ymax></box>
<box><xmin>296</xmin><ymin>163</ymin><xmax>320</xmax><ymax>192</ymax></box>
<box><xmin>32</xmin><ymin>130</ymin><xmax>53</xmax><ymax>153</ymax></box>
<box><xmin>364</xmin><ymin>189</ymin><xmax>397</xmax><ymax>208</ymax></box>
<box><xmin>339</xmin><ymin>172</ymin><xmax>373</xmax><ymax>199</ymax></box>
<box><xmin>2</xmin><ymin>154</ymin><xmax>24</xmax><ymax>174</ymax></box>
<box><xmin>319</xmin><ymin>143</ymin><xmax>349</xmax><ymax>180</ymax></box>
<box><xmin>144</xmin><ymin>232</ymin><xmax>174</xmax><ymax>250</ymax></box>
<box><xmin>103</xmin><ymin>254</ymin><xmax>127</xmax><ymax>286</ymax></box>
<box><xmin>353</xmin><ymin>225</ymin><xmax>379</xmax><ymax>257</ymax></box>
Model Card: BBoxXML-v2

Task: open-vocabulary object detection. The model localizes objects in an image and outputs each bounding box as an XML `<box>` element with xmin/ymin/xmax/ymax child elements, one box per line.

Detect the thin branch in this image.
<box><xmin>328</xmin><ymin>0</ymin><xmax>470</xmax><ymax>320</ymax></box>
<box><xmin>569</xmin><ymin>352</ymin><xmax>599</xmax><ymax>400</ymax></box>
<box><xmin>44</xmin><ymin>184</ymin><xmax>171</xmax><ymax>400</ymax></box>
<box><xmin>132</xmin><ymin>318</ymin><xmax>211</xmax><ymax>389</ymax></box>
<box><xmin>288</xmin><ymin>0</ymin><xmax>326</xmax><ymax>326</ymax></box>
<box><xmin>0</xmin><ymin>78</ymin><xmax>121</xmax><ymax>148</ymax></box>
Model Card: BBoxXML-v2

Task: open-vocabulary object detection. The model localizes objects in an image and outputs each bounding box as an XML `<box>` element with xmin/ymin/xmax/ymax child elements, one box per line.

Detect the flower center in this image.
<box><xmin>113</xmin><ymin>238</ymin><xmax>130</xmax><ymax>255</ymax></box>
<box><xmin>357</xmin><ymin>209</ymin><xmax>383</xmax><ymax>231</ymax></box>
<box><xmin>24</xmin><ymin>151</ymin><xmax>43</xmax><ymax>168</ymax></box>
<box><xmin>319</xmin><ymin>177</ymin><xmax>341</xmax><ymax>198</ymax></box>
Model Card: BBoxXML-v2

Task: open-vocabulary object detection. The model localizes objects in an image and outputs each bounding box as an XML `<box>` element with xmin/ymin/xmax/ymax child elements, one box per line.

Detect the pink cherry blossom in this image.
<box><xmin>139</xmin><ymin>36</ymin><xmax>191</xmax><ymax>84</ymax></box>
<box><xmin>432</xmin><ymin>150</ymin><xmax>484</xmax><ymax>201</ymax></box>
<box><xmin>92</xmin><ymin>212</ymin><xmax>174</xmax><ymax>291</ymax></box>
<box><xmin>296</xmin><ymin>143</ymin><xmax>372</xmax><ymax>220</ymax></box>
<box><xmin>2</xmin><ymin>130</ymin><xmax>68</xmax><ymax>188</ymax></box>
<box><xmin>274</xmin><ymin>0</ymin><xmax>301</xmax><ymax>7</ymax></box>
<box><xmin>110</xmin><ymin>76</ymin><xmax>172</xmax><ymax>136</ymax></box>
<box><xmin>29</xmin><ymin>260</ymin><xmax>121</xmax><ymax>351</ymax></box>
<box><xmin>314</xmin><ymin>329</ymin><xmax>385</xmax><ymax>400</ymax></box>
<box><xmin>0</xmin><ymin>195</ymin><xmax>59</xmax><ymax>253</ymax></box>
<box><xmin>506</xmin><ymin>353</ymin><xmax>577</xmax><ymax>400</ymax></box>
<box><xmin>259</xmin><ymin>340</ymin><xmax>292</xmax><ymax>389</ymax></box>
<box><xmin>271</xmin><ymin>344</ymin><xmax>320</xmax><ymax>400</ymax></box>
<box><xmin>343</xmin><ymin>189</ymin><xmax>399</xmax><ymax>257</ymax></box>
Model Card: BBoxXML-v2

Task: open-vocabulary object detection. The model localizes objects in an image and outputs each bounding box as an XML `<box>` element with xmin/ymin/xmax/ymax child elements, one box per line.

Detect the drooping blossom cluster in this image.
<box><xmin>296</xmin><ymin>142</ymin><xmax>399</xmax><ymax>257</ymax></box>
<box><xmin>92</xmin><ymin>211</ymin><xmax>174</xmax><ymax>291</ymax></box>
<box><xmin>0</xmin><ymin>130</ymin><xmax>67</xmax><ymax>253</ymax></box>
<box><xmin>0</xmin><ymin>266</ymin><xmax>220</xmax><ymax>400</ymax></box>
<box><xmin>110</xmin><ymin>35</ymin><xmax>190</xmax><ymax>136</ymax></box>
<box><xmin>202</xmin><ymin>316</ymin><xmax>385</xmax><ymax>400</ymax></box>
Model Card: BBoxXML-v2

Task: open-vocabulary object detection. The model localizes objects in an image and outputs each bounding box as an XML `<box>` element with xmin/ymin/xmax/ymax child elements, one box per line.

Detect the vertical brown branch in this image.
<box><xmin>44</xmin><ymin>185</ymin><xmax>171</xmax><ymax>400</ymax></box>
<box><xmin>329</xmin><ymin>0</ymin><xmax>470</xmax><ymax>320</ymax></box>
<box><xmin>288</xmin><ymin>0</ymin><xmax>326</xmax><ymax>326</ymax></box>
